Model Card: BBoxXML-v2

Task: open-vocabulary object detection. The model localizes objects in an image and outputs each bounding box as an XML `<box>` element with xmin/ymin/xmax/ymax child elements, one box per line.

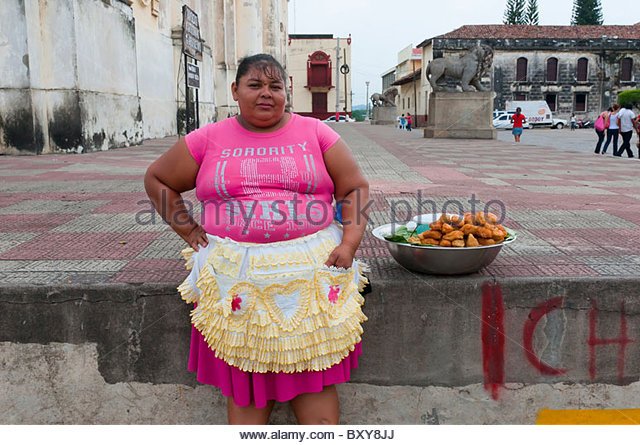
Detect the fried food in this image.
<box><xmin>476</xmin><ymin>226</ymin><xmax>493</xmax><ymax>239</ymax></box>
<box><xmin>443</xmin><ymin>230</ymin><xmax>464</xmax><ymax>241</ymax></box>
<box><xmin>441</xmin><ymin>223</ymin><xmax>455</xmax><ymax>234</ymax></box>
<box><xmin>419</xmin><ymin>230</ymin><xmax>442</xmax><ymax>240</ymax></box>
<box><xmin>461</xmin><ymin>223</ymin><xmax>478</xmax><ymax>236</ymax></box>
<box><xmin>408</xmin><ymin>212</ymin><xmax>510</xmax><ymax>248</ymax></box>
<box><xmin>466</xmin><ymin>233</ymin><xmax>480</xmax><ymax>247</ymax></box>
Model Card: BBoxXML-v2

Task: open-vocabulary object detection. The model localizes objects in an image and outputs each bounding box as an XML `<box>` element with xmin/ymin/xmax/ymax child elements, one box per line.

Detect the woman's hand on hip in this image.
<box><xmin>176</xmin><ymin>223</ymin><xmax>209</xmax><ymax>252</ymax></box>
<box><xmin>325</xmin><ymin>243</ymin><xmax>357</xmax><ymax>268</ymax></box>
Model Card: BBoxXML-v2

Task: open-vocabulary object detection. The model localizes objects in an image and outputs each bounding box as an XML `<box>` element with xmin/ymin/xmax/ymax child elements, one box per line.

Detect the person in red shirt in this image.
<box><xmin>510</xmin><ymin>107</ymin><xmax>526</xmax><ymax>143</ymax></box>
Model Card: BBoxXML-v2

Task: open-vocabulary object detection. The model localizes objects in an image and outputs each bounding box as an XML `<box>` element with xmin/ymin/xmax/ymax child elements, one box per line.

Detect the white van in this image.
<box><xmin>505</xmin><ymin>101</ymin><xmax>567</xmax><ymax>129</ymax></box>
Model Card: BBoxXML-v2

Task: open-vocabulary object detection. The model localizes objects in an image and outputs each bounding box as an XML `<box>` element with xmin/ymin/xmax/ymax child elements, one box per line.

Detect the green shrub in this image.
<box><xmin>617</xmin><ymin>89</ymin><xmax>640</xmax><ymax>109</ymax></box>
<box><xmin>351</xmin><ymin>110</ymin><xmax>366</xmax><ymax>122</ymax></box>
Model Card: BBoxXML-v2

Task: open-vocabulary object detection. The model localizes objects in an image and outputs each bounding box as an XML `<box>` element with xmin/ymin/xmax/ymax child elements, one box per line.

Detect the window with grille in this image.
<box><xmin>545</xmin><ymin>93</ymin><xmax>557</xmax><ymax>112</ymax></box>
<box><xmin>516</xmin><ymin>57</ymin><xmax>528</xmax><ymax>81</ymax></box>
<box><xmin>307</xmin><ymin>51</ymin><xmax>331</xmax><ymax>87</ymax></box>
<box><xmin>576</xmin><ymin>58</ymin><xmax>588</xmax><ymax>82</ymax></box>
<box><xmin>546</xmin><ymin>58</ymin><xmax>558</xmax><ymax>82</ymax></box>
<box><xmin>575</xmin><ymin>93</ymin><xmax>587</xmax><ymax>112</ymax></box>
<box><xmin>621</xmin><ymin>58</ymin><xmax>633</xmax><ymax>82</ymax></box>
<box><xmin>514</xmin><ymin>93</ymin><xmax>527</xmax><ymax>101</ymax></box>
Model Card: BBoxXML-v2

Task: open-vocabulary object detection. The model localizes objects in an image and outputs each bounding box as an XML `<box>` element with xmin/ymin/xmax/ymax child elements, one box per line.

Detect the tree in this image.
<box><xmin>503</xmin><ymin>0</ymin><xmax>526</xmax><ymax>25</ymax></box>
<box><xmin>571</xmin><ymin>0</ymin><xmax>604</xmax><ymax>25</ymax></box>
<box><xmin>618</xmin><ymin>89</ymin><xmax>640</xmax><ymax>109</ymax></box>
<box><xmin>526</xmin><ymin>0</ymin><xmax>539</xmax><ymax>25</ymax></box>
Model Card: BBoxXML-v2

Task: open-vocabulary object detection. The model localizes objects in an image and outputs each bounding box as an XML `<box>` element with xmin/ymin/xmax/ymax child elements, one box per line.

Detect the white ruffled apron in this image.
<box><xmin>177</xmin><ymin>222</ymin><xmax>369</xmax><ymax>374</ymax></box>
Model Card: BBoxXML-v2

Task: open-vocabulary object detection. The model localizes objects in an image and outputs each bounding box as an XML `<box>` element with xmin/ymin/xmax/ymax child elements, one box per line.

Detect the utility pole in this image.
<box><xmin>365</xmin><ymin>81</ymin><xmax>370</xmax><ymax>121</ymax></box>
<box><xmin>343</xmin><ymin>48</ymin><xmax>348</xmax><ymax>116</ymax></box>
<box><xmin>413</xmin><ymin>58</ymin><xmax>418</xmax><ymax>128</ymax></box>
<box><xmin>335</xmin><ymin>37</ymin><xmax>340</xmax><ymax>121</ymax></box>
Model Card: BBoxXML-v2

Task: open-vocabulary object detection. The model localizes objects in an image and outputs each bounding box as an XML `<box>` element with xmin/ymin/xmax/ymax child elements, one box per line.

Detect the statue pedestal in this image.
<box><xmin>423</xmin><ymin>92</ymin><xmax>496</xmax><ymax>139</ymax></box>
<box><xmin>371</xmin><ymin>106</ymin><xmax>397</xmax><ymax>125</ymax></box>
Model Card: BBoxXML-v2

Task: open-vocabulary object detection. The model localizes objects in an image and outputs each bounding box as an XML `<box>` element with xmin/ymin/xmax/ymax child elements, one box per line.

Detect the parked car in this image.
<box><xmin>492</xmin><ymin>112</ymin><xmax>531</xmax><ymax>130</ymax></box>
<box><xmin>493</xmin><ymin>110</ymin><xmax>509</xmax><ymax>120</ymax></box>
<box><xmin>505</xmin><ymin>100</ymin><xmax>567</xmax><ymax>129</ymax></box>
<box><xmin>322</xmin><ymin>115</ymin><xmax>355</xmax><ymax>123</ymax></box>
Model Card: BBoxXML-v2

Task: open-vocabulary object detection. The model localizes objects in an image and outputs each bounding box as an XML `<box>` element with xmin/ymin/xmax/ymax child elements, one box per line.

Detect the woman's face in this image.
<box><xmin>232</xmin><ymin>67</ymin><xmax>287</xmax><ymax>129</ymax></box>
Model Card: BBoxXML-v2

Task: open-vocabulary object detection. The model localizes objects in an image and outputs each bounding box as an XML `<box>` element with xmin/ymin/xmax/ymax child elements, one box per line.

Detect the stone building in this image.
<box><xmin>0</xmin><ymin>0</ymin><xmax>288</xmax><ymax>155</ymax></box>
<box><xmin>286</xmin><ymin>34</ymin><xmax>352</xmax><ymax>120</ymax></box>
<box><xmin>416</xmin><ymin>24</ymin><xmax>640</xmax><ymax>120</ymax></box>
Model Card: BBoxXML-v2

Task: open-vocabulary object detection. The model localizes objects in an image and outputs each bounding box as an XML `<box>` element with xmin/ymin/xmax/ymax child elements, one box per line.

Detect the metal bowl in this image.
<box><xmin>371</xmin><ymin>214</ymin><xmax>517</xmax><ymax>275</ymax></box>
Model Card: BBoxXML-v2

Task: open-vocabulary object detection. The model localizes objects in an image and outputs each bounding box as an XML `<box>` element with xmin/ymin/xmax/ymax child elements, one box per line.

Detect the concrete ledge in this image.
<box><xmin>2</xmin><ymin>277</ymin><xmax>640</xmax><ymax>423</ymax></box>
<box><xmin>423</xmin><ymin>128</ymin><xmax>497</xmax><ymax>139</ymax></box>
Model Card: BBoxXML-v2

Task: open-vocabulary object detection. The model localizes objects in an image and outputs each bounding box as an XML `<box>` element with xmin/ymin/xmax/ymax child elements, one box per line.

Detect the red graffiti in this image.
<box><xmin>481</xmin><ymin>282</ymin><xmax>505</xmax><ymax>401</ymax></box>
<box><xmin>522</xmin><ymin>297</ymin><xmax>568</xmax><ymax>376</ymax></box>
<box><xmin>588</xmin><ymin>301</ymin><xmax>634</xmax><ymax>382</ymax></box>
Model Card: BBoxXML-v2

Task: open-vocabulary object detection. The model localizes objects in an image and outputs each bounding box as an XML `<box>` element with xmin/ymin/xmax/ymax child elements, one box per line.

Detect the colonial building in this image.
<box><xmin>287</xmin><ymin>34</ymin><xmax>352</xmax><ymax>120</ymax></box>
<box><xmin>391</xmin><ymin>46</ymin><xmax>424</xmax><ymax>127</ymax></box>
<box><xmin>0</xmin><ymin>0</ymin><xmax>288</xmax><ymax>154</ymax></box>
<box><xmin>381</xmin><ymin>68</ymin><xmax>396</xmax><ymax>93</ymax></box>
<box><xmin>416</xmin><ymin>24</ymin><xmax>640</xmax><ymax>121</ymax></box>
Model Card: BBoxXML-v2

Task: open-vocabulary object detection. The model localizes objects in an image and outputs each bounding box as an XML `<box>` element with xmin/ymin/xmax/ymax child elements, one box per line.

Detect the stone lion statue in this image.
<box><xmin>425</xmin><ymin>44</ymin><xmax>494</xmax><ymax>92</ymax></box>
<box><xmin>370</xmin><ymin>87</ymin><xmax>398</xmax><ymax>107</ymax></box>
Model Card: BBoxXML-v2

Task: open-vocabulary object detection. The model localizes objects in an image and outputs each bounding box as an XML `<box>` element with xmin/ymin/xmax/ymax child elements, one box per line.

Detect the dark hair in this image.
<box><xmin>235</xmin><ymin>54</ymin><xmax>287</xmax><ymax>85</ymax></box>
<box><xmin>516</xmin><ymin>107</ymin><xmax>521</xmax><ymax>113</ymax></box>
<box><xmin>607</xmin><ymin>107</ymin><xmax>613</xmax><ymax>112</ymax></box>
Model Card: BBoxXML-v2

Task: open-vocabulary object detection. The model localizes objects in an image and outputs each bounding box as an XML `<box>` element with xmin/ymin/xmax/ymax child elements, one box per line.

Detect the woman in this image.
<box><xmin>510</xmin><ymin>107</ymin><xmax>526</xmax><ymax>143</ymax></box>
<box><xmin>594</xmin><ymin>108</ymin><xmax>611</xmax><ymax>154</ymax></box>
<box><xmin>570</xmin><ymin>113</ymin><xmax>577</xmax><ymax>131</ymax></box>
<box><xmin>144</xmin><ymin>54</ymin><xmax>370</xmax><ymax>424</ymax></box>
<box><xmin>406</xmin><ymin>113</ymin><xmax>413</xmax><ymax>131</ymax></box>
<box><xmin>603</xmin><ymin>104</ymin><xmax>620</xmax><ymax>156</ymax></box>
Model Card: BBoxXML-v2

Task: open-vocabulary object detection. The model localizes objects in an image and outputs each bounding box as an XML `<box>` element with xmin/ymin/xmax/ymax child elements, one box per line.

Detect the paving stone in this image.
<box><xmin>21</xmin><ymin>260</ymin><xmax>127</xmax><ymax>272</ymax></box>
<box><xmin>3</xmin><ymin>127</ymin><xmax>640</xmax><ymax>284</ymax></box>
<box><xmin>0</xmin><ymin>200</ymin><xmax>110</xmax><ymax>215</ymax></box>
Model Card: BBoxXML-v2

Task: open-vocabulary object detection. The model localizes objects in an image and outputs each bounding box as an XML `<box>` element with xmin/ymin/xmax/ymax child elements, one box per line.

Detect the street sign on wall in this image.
<box><xmin>182</xmin><ymin>5</ymin><xmax>203</xmax><ymax>61</ymax></box>
<box><xmin>187</xmin><ymin>62</ymin><xmax>200</xmax><ymax>89</ymax></box>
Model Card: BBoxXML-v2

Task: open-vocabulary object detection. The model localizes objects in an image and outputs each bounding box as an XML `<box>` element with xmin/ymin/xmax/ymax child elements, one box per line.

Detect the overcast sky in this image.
<box><xmin>288</xmin><ymin>0</ymin><xmax>637</xmax><ymax>107</ymax></box>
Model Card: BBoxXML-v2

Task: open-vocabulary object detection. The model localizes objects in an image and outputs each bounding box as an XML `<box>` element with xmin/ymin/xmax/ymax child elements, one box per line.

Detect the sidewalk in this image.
<box><xmin>1</xmin><ymin>122</ymin><xmax>639</xmax><ymax>284</ymax></box>
<box><xmin>4</xmin><ymin>122</ymin><xmax>640</xmax><ymax>424</ymax></box>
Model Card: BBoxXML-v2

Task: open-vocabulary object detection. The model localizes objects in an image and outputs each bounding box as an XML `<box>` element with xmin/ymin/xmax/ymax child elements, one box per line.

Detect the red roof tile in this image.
<box><xmin>434</xmin><ymin>24</ymin><xmax>640</xmax><ymax>41</ymax></box>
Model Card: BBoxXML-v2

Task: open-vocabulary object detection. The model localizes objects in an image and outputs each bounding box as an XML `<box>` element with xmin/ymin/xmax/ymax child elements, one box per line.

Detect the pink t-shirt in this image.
<box><xmin>184</xmin><ymin>113</ymin><xmax>340</xmax><ymax>243</ymax></box>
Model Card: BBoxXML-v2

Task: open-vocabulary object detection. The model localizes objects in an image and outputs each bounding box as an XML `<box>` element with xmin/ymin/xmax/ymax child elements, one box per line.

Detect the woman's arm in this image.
<box><xmin>143</xmin><ymin>138</ymin><xmax>209</xmax><ymax>251</ymax></box>
<box><xmin>322</xmin><ymin>139</ymin><xmax>370</xmax><ymax>268</ymax></box>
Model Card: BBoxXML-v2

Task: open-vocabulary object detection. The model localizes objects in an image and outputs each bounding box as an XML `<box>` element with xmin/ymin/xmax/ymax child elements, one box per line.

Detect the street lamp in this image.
<box><xmin>365</xmin><ymin>81</ymin><xmax>370</xmax><ymax>121</ymax></box>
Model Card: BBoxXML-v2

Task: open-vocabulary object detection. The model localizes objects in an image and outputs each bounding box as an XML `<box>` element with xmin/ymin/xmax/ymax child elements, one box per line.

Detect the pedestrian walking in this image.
<box><xmin>144</xmin><ymin>54</ymin><xmax>370</xmax><ymax>425</ymax></box>
<box><xmin>594</xmin><ymin>108</ymin><xmax>611</xmax><ymax>154</ymax></box>
<box><xmin>406</xmin><ymin>113</ymin><xmax>413</xmax><ymax>131</ymax></box>
<box><xmin>604</xmin><ymin>104</ymin><xmax>621</xmax><ymax>156</ymax></box>
<box><xmin>617</xmin><ymin>104</ymin><xmax>638</xmax><ymax>158</ymax></box>
<box><xmin>510</xmin><ymin>107</ymin><xmax>526</xmax><ymax>143</ymax></box>
<box><xmin>400</xmin><ymin>114</ymin><xmax>406</xmax><ymax>130</ymax></box>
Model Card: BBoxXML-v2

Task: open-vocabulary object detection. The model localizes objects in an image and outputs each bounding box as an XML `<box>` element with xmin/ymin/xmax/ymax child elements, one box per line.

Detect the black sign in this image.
<box><xmin>182</xmin><ymin>6</ymin><xmax>203</xmax><ymax>61</ymax></box>
<box><xmin>187</xmin><ymin>63</ymin><xmax>200</xmax><ymax>89</ymax></box>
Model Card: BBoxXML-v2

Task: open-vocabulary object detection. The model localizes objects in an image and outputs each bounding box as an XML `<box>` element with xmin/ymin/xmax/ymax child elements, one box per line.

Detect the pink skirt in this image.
<box><xmin>187</xmin><ymin>320</ymin><xmax>362</xmax><ymax>409</ymax></box>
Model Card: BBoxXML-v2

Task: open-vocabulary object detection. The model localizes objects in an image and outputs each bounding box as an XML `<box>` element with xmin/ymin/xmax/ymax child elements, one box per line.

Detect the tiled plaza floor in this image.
<box><xmin>1</xmin><ymin>122</ymin><xmax>640</xmax><ymax>284</ymax></box>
